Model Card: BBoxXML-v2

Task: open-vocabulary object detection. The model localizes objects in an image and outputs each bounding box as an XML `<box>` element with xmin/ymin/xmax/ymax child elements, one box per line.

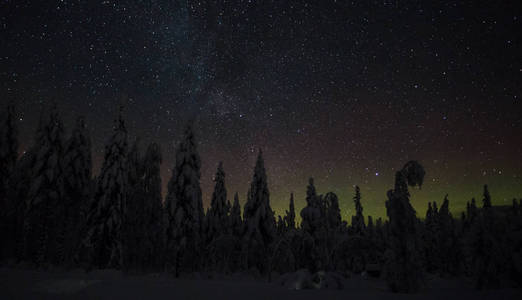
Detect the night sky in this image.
<box><xmin>2</xmin><ymin>1</ymin><xmax>521</xmax><ymax>220</ymax></box>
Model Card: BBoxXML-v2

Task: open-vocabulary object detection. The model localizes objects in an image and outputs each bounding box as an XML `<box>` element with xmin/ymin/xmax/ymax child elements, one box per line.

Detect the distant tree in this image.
<box><xmin>241</xmin><ymin>150</ymin><xmax>276</xmax><ymax>273</ymax></box>
<box><xmin>351</xmin><ymin>186</ymin><xmax>365</xmax><ymax>235</ymax></box>
<box><xmin>513</xmin><ymin>198</ymin><xmax>520</xmax><ymax>216</ymax></box>
<box><xmin>437</xmin><ymin>195</ymin><xmax>460</xmax><ymax>275</ymax></box>
<box><xmin>165</xmin><ymin>122</ymin><xmax>204</xmax><ymax>276</ymax></box>
<box><xmin>61</xmin><ymin>117</ymin><xmax>92</xmax><ymax>265</ymax></box>
<box><xmin>284</xmin><ymin>193</ymin><xmax>296</xmax><ymax>230</ymax></box>
<box><xmin>79</xmin><ymin>112</ymin><xmax>128</xmax><ymax>269</ymax></box>
<box><xmin>0</xmin><ymin>104</ymin><xmax>18</xmax><ymax>208</ymax></box>
<box><xmin>0</xmin><ymin>104</ymin><xmax>18</xmax><ymax>260</ymax></box>
<box><xmin>325</xmin><ymin>192</ymin><xmax>342</xmax><ymax>231</ymax></box>
<box><xmin>300</xmin><ymin>178</ymin><xmax>328</xmax><ymax>272</ymax></box>
<box><xmin>140</xmin><ymin>142</ymin><xmax>163</xmax><ymax>271</ymax></box>
<box><xmin>207</xmin><ymin>162</ymin><xmax>230</xmax><ymax>240</ymax></box>
<box><xmin>300</xmin><ymin>178</ymin><xmax>322</xmax><ymax>235</ymax></box>
<box><xmin>123</xmin><ymin>139</ymin><xmax>142</xmax><ymax>271</ymax></box>
<box><xmin>467</xmin><ymin>198</ymin><xmax>478</xmax><ymax>223</ymax></box>
<box><xmin>23</xmin><ymin>107</ymin><xmax>66</xmax><ymax>266</ymax></box>
<box><xmin>384</xmin><ymin>160</ymin><xmax>425</xmax><ymax>293</ymax></box>
<box><xmin>366</xmin><ymin>216</ymin><xmax>375</xmax><ymax>239</ymax></box>
<box><xmin>229</xmin><ymin>192</ymin><xmax>243</xmax><ymax>237</ymax></box>
<box><xmin>276</xmin><ymin>215</ymin><xmax>285</xmax><ymax>235</ymax></box>
<box><xmin>423</xmin><ymin>202</ymin><xmax>439</xmax><ymax>272</ymax></box>
<box><xmin>6</xmin><ymin>147</ymin><xmax>37</xmax><ymax>261</ymax></box>
<box><xmin>482</xmin><ymin>185</ymin><xmax>492</xmax><ymax>209</ymax></box>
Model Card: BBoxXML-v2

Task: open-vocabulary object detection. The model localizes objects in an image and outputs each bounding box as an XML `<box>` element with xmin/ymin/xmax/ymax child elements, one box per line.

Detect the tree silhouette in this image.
<box><xmin>384</xmin><ymin>160</ymin><xmax>425</xmax><ymax>293</ymax></box>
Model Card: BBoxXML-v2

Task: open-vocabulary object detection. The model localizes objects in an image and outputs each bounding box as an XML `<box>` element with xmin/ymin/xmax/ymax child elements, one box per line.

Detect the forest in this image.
<box><xmin>0</xmin><ymin>104</ymin><xmax>521</xmax><ymax>294</ymax></box>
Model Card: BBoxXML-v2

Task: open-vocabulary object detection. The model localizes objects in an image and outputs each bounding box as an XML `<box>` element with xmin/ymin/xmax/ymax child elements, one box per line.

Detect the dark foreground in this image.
<box><xmin>0</xmin><ymin>268</ymin><xmax>520</xmax><ymax>300</ymax></box>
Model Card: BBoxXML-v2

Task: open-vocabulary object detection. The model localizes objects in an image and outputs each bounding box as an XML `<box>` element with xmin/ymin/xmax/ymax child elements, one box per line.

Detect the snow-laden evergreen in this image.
<box><xmin>79</xmin><ymin>113</ymin><xmax>128</xmax><ymax>269</ymax></box>
<box><xmin>0</xmin><ymin>104</ymin><xmax>18</xmax><ymax>260</ymax></box>
<box><xmin>300</xmin><ymin>178</ymin><xmax>323</xmax><ymax>236</ymax></box>
<box><xmin>165</xmin><ymin>122</ymin><xmax>204</xmax><ymax>276</ymax></box>
<box><xmin>229</xmin><ymin>192</ymin><xmax>243</xmax><ymax>237</ymax></box>
<box><xmin>242</xmin><ymin>150</ymin><xmax>276</xmax><ymax>273</ymax></box>
<box><xmin>61</xmin><ymin>117</ymin><xmax>92</xmax><ymax>265</ymax></box>
<box><xmin>140</xmin><ymin>142</ymin><xmax>163</xmax><ymax>271</ymax></box>
<box><xmin>351</xmin><ymin>186</ymin><xmax>365</xmax><ymax>235</ymax></box>
<box><xmin>384</xmin><ymin>161</ymin><xmax>425</xmax><ymax>293</ymax></box>
<box><xmin>325</xmin><ymin>192</ymin><xmax>341</xmax><ymax>231</ymax></box>
<box><xmin>300</xmin><ymin>178</ymin><xmax>329</xmax><ymax>272</ymax></box>
<box><xmin>123</xmin><ymin>139</ymin><xmax>143</xmax><ymax>271</ymax></box>
<box><xmin>23</xmin><ymin>107</ymin><xmax>66</xmax><ymax>266</ymax></box>
<box><xmin>284</xmin><ymin>193</ymin><xmax>296</xmax><ymax>230</ymax></box>
<box><xmin>206</xmin><ymin>162</ymin><xmax>230</xmax><ymax>239</ymax></box>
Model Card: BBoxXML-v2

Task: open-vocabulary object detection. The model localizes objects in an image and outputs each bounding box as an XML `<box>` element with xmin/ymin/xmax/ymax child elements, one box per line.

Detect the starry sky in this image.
<box><xmin>2</xmin><ymin>1</ymin><xmax>521</xmax><ymax>221</ymax></box>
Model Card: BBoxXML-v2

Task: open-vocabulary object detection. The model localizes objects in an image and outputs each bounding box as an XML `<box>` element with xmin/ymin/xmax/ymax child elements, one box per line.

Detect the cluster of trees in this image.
<box><xmin>1</xmin><ymin>104</ymin><xmax>521</xmax><ymax>293</ymax></box>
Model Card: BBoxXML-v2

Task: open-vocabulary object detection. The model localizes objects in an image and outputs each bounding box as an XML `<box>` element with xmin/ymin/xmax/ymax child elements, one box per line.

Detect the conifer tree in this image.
<box><xmin>482</xmin><ymin>184</ymin><xmax>492</xmax><ymax>209</ymax></box>
<box><xmin>61</xmin><ymin>117</ymin><xmax>92</xmax><ymax>265</ymax></box>
<box><xmin>284</xmin><ymin>193</ymin><xmax>296</xmax><ymax>230</ymax></box>
<box><xmin>300</xmin><ymin>178</ymin><xmax>322</xmax><ymax>235</ymax></box>
<box><xmin>352</xmin><ymin>185</ymin><xmax>365</xmax><ymax>235</ymax></box>
<box><xmin>123</xmin><ymin>139</ymin><xmax>143</xmax><ymax>270</ymax></box>
<box><xmin>140</xmin><ymin>142</ymin><xmax>163</xmax><ymax>271</ymax></box>
<box><xmin>325</xmin><ymin>192</ymin><xmax>341</xmax><ymax>230</ymax></box>
<box><xmin>165</xmin><ymin>122</ymin><xmax>204</xmax><ymax>275</ymax></box>
<box><xmin>0</xmin><ymin>104</ymin><xmax>18</xmax><ymax>260</ymax></box>
<box><xmin>300</xmin><ymin>178</ymin><xmax>328</xmax><ymax>272</ymax></box>
<box><xmin>23</xmin><ymin>107</ymin><xmax>66</xmax><ymax>266</ymax></box>
<box><xmin>80</xmin><ymin>112</ymin><xmax>128</xmax><ymax>269</ymax></box>
<box><xmin>423</xmin><ymin>202</ymin><xmax>439</xmax><ymax>272</ymax></box>
<box><xmin>242</xmin><ymin>150</ymin><xmax>276</xmax><ymax>273</ymax></box>
<box><xmin>384</xmin><ymin>160</ymin><xmax>425</xmax><ymax>293</ymax></box>
<box><xmin>0</xmin><ymin>104</ymin><xmax>18</xmax><ymax>207</ymax></box>
<box><xmin>229</xmin><ymin>192</ymin><xmax>243</xmax><ymax>237</ymax></box>
<box><xmin>207</xmin><ymin>162</ymin><xmax>229</xmax><ymax>240</ymax></box>
<box><xmin>438</xmin><ymin>194</ymin><xmax>459</xmax><ymax>274</ymax></box>
<box><xmin>366</xmin><ymin>216</ymin><xmax>375</xmax><ymax>239</ymax></box>
<box><xmin>7</xmin><ymin>147</ymin><xmax>37</xmax><ymax>261</ymax></box>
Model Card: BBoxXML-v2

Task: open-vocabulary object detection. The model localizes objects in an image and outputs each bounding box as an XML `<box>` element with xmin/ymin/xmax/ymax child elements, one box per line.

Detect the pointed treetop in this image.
<box><xmin>483</xmin><ymin>184</ymin><xmax>492</xmax><ymax>208</ymax></box>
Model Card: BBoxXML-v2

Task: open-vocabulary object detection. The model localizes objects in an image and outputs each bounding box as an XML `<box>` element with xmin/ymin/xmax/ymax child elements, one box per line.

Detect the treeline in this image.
<box><xmin>0</xmin><ymin>104</ymin><xmax>521</xmax><ymax>293</ymax></box>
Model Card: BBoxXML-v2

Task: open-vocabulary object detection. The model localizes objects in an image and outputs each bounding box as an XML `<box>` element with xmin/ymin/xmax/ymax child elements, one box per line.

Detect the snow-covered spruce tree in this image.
<box><xmin>241</xmin><ymin>150</ymin><xmax>276</xmax><ymax>274</ymax></box>
<box><xmin>61</xmin><ymin>117</ymin><xmax>92</xmax><ymax>265</ymax></box>
<box><xmin>122</xmin><ymin>139</ymin><xmax>143</xmax><ymax>271</ymax></box>
<box><xmin>23</xmin><ymin>107</ymin><xmax>66</xmax><ymax>266</ymax></box>
<box><xmin>165</xmin><ymin>122</ymin><xmax>204</xmax><ymax>276</ymax></box>
<box><xmin>325</xmin><ymin>192</ymin><xmax>341</xmax><ymax>231</ymax></box>
<box><xmin>0</xmin><ymin>104</ymin><xmax>18</xmax><ymax>260</ymax></box>
<box><xmin>229</xmin><ymin>192</ymin><xmax>243</xmax><ymax>237</ymax></box>
<box><xmin>384</xmin><ymin>160</ymin><xmax>425</xmax><ymax>293</ymax></box>
<box><xmin>139</xmin><ymin>142</ymin><xmax>163</xmax><ymax>271</ymax></box>
<box><xmin>7</xmin><ymin>151</ymin><xmax>33</xmax><ymax>261</ymax></box>
<box><xmin>80</xmin><ymin>113</ymin><xmax>128</xmax><ymax>269</ymax></box>
<box><xmin>300</xmin><ymin>178</ymin><xmax>328</xmax><ymax>272</ymax></box>
<box><xmin>351</xmin><ymin>185</ymin><xmax>365</xmax><ymax>235</ymax></box>
<box><xmin>206</xmin><ymin>162</ymin><xmax>237</xmax><ymax>272</ymax></box>
<box><xmin>469</xmin><ymin>185</ymin><xmax>506</xmax><ymax>289</ymax></box>
<box><xmin>207</xmin><ymin>162</ymin><xmax>230</xmax><ymax>240</ymax></box>
<box><xmin>284</xmin><ymin>193</ymin><xmax>296</xmax><ymax>230</ymax></box>
<box><xmin>437</xmin><ymin>195</ymin><xmax>460</xmax><ymax>275</ymax></box>
<box><xmin>423</xmin><ymin>202</ymin><xmax>440</xmax><ymax>273</ymax></box>
<box><xmin>300</xmin><ymin>178</ymin><xmax>323</xmax><ymax>236</ymax></box>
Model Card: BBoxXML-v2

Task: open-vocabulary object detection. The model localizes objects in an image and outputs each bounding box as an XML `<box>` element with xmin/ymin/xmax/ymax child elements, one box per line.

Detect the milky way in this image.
<box><xmin>2</xmin><ymin>1</ymin><xmax>521</xmax><ymax>220</ymax></box>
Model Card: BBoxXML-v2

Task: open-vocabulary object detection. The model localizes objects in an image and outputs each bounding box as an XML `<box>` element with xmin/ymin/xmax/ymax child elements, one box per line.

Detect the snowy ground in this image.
<box><xmin>0</xmin><ymin>267</ymin><xmax>520</xmax><ymax>300</ymax></box>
